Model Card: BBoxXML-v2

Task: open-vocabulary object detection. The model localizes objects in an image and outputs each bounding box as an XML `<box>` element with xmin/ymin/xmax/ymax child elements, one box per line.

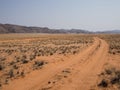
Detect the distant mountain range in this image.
<box><xmin>95</xmin><ymin>30</ymin><xmax>120</xmax><ymax>34</ymax></box>
<box><xmin>0</xmin><ymin>23</ymin><xmax>120</xmax><ymax>34</ymax></box>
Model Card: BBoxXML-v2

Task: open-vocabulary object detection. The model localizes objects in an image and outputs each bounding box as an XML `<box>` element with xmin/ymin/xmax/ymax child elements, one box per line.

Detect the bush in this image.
<box><xmin>110</xmin><ymin>77</ymin><xmax>120</xmax><ymax>84</ymax></box>
<box><xmin>0</xmin><ymin>84</ymin><xmax>2</xmax><ymax>87</ymax></box>
<box><xmin>105</xmin><ymin>69</ymin><xmax>113</xmax><ymax>75</ymax></box>
<box><xmin>21</xmin><ymin>71</ymin><xmax>25</xmax><ymax>77</ymax></box>
<box><xmin>98</xmin><ymin>67</ymin><xmax>120</xmax><ymax>89</ymax></box>
<box><xmin>22</xmin><ymin>60</ymin><xmax>28</xmax><ymax>64</ymax></box>
<box><xmin>13</xmin><ymin>65</ymin><xmax>18</xmax><ymax>69</ymax></box>
<box><xmin>30</xmin><ymin>55</ymin><xmax>35</xmax><ymax>60</ymax></box>
<box><xmin>98</xmin><ymin>79</ymin><xmax>108</xmax><ymax>87</ymax></box>
<box><xmin>0</xmin><ymin>65</ymin><xmax>3</xmax><ymax>70</ymax></box>
<box><xmin>9</xmin><ymin>61</ymin><xmax>15</xmax><ymax>65</ymax></box>
<box><xmin>9</xmin><ymin>69</ymin><xmax>14</xmax><ymax>78</ymax></box>
<box><xmin>34</xmin><ymin>61</ymin><xmax>44</xmax><ymax>67</ymax></box>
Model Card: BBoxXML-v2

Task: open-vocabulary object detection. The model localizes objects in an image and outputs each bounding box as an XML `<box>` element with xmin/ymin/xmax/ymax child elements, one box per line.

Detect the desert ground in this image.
<box><xmin>0</xmin><ymin>34</ymin><xmax>120</xmax><ymax>90</ymax></box>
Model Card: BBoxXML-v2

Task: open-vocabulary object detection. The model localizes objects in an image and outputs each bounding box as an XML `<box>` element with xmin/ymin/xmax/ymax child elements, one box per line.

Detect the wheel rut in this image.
<box><xmin>2</xmin><ymin>37</ymin><xmax>108</xmax><ymax>90</ymax></box>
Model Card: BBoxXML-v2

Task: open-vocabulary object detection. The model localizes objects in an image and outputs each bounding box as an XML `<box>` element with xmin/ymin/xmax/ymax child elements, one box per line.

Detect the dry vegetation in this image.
<box><xmin>1</xmin><ymin>34</ymin><xmax>120</xmax><ymax>90</ymax></box>
<box><xmin>95</xmin><ymin>34</ymin><xmax>120</xmax><ymax>90</ymax></box>
<box><xmin>99</xmin><ymin>34</ymin><xmax>120</xmax><ymax>54</ymax></box>
<box><xmin>97</xmin><ymin>66</ymin><xmax>120</xmax><ymax>89</ymax></box>
<box><xmin>0</xmin><ymin>34</ymin><xmax>93</xmax><ymax>88</ymax></box>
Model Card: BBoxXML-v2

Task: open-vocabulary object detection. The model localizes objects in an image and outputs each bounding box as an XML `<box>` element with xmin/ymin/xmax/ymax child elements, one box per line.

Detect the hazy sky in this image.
<box><xmin>0</xmin><ymin>0</ymin><xmax>120</xmax><ymax>31</ymax></box>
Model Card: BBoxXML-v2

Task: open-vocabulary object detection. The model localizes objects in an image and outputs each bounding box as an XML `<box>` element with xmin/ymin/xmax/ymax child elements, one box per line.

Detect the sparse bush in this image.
<box><xmin>0</xmin><ymin>34</ymin><xmax>93</xmax><ymax>86</ymax></box>
<box><xmin>17</xmin><ymin>71</ymin><xmax>19</xmax><ymax>75</ymax></box>
<box><xmin>0</xmin><ymin>65</ymin><xmax>3</xmax><ymax>71</ymax></box>
<box><xmin>34</xmin><ymin>61</ymin><xmax>44</xmax><ymax>67</ymax></box>
<box><xmin>5</xmin><ymin>79</ymin><xmax>8</xmax><ymax>84</ymax></box>
<box><xmin>30</xmin><ymin>55</ymin><xmax>36</xmax><ymax>60</ymax></box>
<box><xmin>105</xmin><ymin>69</ymin><xmax>113</xmax><ymax>75</ymax></box>
<box><xmin>21</xmin><ymin>71</ymin><xmax>25</xmax><ymax>77</ymax></box>
<box><xmin>9</xmin><ymin>69</ymin><xmax>14</xmax><ymax>78</ymax></box>
<box><xmin>110</xmin><ymin>77</ymin><xmax>120</xmax><ymax>84</ymax></box>
<box><xmin>9</xmin><ymin>61</ymin><xmax>15</xmax><ymax>65</ymax></box>
<box><xmin>0</xmin><ymin>83</ymin><xmax>2</xmax><ymax>87</ymax></box>
<box><xmin>0</xmin><ymin>57</ymin><xmax>6</xmax><ymax>61</ymax></box>
<box><xmin>98</xmin><ymin>79</ymin><xmax>108</xmax><ymax>87</ymax></box>
<box><xmin>98</xmin><ymin>67</ymin><xmax>120</xmax><ymax>89</ymax></box>
<box><xmin>13</xmin><ymin>65</ymin><xmax>18</xmax><ymax>69</ymax></box>
<box><xmin>100</xmin><ymin>34</ymin><xmax>120</xmax><ymax>54</ymax></box>
<box><xmin>22</xmin><ymin>59</ymin><xmax>28</xmax><ymax>64</ymax></box>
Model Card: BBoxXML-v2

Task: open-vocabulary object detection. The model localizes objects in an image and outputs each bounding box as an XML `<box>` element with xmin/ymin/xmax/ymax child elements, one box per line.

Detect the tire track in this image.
<box><xmin>50</xmin><ymin>38</ymin><xmax>108</xmax><ymax>90</ymax></box>
<box><xmin>39</xmin><ymin>38</ymin><xmax>108</xmax><ymax>90</ymax></box>
<box><xmin>2</xmin><ymin>37</ymin><xmax>108</xmax><ymax>90</ymax></box>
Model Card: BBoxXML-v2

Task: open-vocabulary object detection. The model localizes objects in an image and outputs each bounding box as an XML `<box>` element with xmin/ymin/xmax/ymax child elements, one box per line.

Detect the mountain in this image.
<box><xmin>99</xmin><ymin>30</ymin><xmax>120</xmax><ymax>34</ymax></box>
<box><xmin>0</xmin><ymin>24</ymin><xmax>90</xmax><ymax>34</ymax></box>
<box><xmin>0</xmin><ymin>23</ymin><xmax>120</xmax><ymax>34</ymax></box>
<box><xmin>94</xmin><ymin>30</ymin><xmax>120</xmax><ymax>34</ymax></box>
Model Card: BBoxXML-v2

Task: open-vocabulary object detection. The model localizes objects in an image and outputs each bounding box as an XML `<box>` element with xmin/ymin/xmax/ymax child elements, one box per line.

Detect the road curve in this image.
<box><xmin>2</xmin><ymin>37</ymin><xmax>108</xmax><ymax>90</ymax></box>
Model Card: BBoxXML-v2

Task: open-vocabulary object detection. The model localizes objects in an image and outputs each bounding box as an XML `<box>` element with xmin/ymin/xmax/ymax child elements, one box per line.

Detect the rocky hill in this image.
<box><xmin>0</xmin><ymin>24</ymin><xmax>120</xmax><ymax>34</ymax></box>
<box><xmin>0</xmin><ymin>24</ymin><xmax>90</xmax><ymax>34</ymax></box>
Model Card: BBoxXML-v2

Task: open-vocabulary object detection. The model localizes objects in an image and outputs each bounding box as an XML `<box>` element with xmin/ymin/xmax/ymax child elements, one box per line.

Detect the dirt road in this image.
<box><xmin>2</xmin><ymin>37</ymin><xmax>108</xmax><ymax>90</ymax></box>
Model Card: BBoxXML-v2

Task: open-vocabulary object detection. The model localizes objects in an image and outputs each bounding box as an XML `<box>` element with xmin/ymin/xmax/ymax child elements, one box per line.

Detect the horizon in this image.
<box><xmin>1</xmin><ymin>23</ymin><xmax>120</xmax><ymax>32</ymax></box>
<box><xmin>0</xmin><ymin>0</ymin><xmax>120</xmax><ymax>31</ymax></box>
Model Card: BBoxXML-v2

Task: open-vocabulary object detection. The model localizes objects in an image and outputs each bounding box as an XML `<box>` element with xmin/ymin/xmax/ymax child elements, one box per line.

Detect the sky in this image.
<box><xmin>0</xmin><ymin>0</ymin><xmax>120</xmax><ymax>31</ymax></box>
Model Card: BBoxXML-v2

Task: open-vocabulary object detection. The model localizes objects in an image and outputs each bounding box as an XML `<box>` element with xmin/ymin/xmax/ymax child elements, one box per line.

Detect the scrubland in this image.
<box><xmin>0</xmin><ymin>34</ymin><xmax>120</xmax><ymax>90</ymax></box>
<box><xmin>94</xmin><ymin>34</ymin><xmax>120</xmax><ymax>90</ymax></box>
<box><xmin>0</xmin><ymin>34</ymin><xmax>93</xmax><ymax>89</ymax></box>
<box><xmin>100</xmin><ymin>34</ymin><xmax>120</xmax><ymax>54</ymax></box>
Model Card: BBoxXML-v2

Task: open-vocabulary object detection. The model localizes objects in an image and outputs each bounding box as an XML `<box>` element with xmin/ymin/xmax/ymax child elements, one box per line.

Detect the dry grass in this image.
<box><xmin>94</xmin><ymin>34</ymin><xmax>120</xmax><ymax>90</ymax></box>
<box><xmin>0</xmin><ymin>34</ymin><xmax>93</xmax><ymax>88</ymax></box>
<box><xmin>99</xmin><ymin>34</ymin><xmax>120</xmax><ymax>54</ymax></box>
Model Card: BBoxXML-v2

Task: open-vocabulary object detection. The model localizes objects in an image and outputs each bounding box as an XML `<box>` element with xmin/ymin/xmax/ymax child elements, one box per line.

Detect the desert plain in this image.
<box><xmin>0</xmin><ymin>34</ymin><xmax>120</xmax><ymax>90</ymax></box>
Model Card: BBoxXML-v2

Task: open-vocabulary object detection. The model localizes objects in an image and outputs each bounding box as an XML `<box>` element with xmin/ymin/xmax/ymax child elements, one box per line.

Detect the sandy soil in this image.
<box><xmin>2</xmin><ymin>37</ymin><xmax>109</xmax><ymax>90</ymax></box>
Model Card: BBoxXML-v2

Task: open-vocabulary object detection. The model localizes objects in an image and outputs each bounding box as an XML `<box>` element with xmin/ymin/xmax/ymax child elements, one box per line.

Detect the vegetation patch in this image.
<box><xmin>100</xmin><ymin>34</ymin><xmax>120</xmax><ymax>54</ymax></box>
<box><xmin>98</xmin><ymin>67</ymin><xmax>120</xmax><ymax>89</ymax></box>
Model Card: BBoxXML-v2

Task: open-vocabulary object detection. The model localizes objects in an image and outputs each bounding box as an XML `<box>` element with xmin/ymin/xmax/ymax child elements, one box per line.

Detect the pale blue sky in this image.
<box><xmin>0</xmin><ymin>0</ymin><xmax>120</xmax><ymax>31</ymax></box>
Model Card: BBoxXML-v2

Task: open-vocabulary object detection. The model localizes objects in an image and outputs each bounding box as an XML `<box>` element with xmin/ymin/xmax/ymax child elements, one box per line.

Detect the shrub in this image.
<box><xmin>9</xmin><ymin>61</ymin><xmax>15</xmax><ymax>65</ymax></box>
<box><xmin>13</xmin><ymin>65</ymin><xmax>18</xmax><ymax>69</ymax></box>
<box><xmin>0</xmin><ymin>84</ymin><xmax>2</xmax><ymax>87</ymax></box>
<box><xmin>0</xmin><ymin>57</ymin><xmax>6</xmax><ymax>61</ymax></box>
<box><xmin>98</xmin><ymin>79</ymin><xmax>108</xmax><ymax>87</ymax></box>
<box><xmin>22</xmin><ymin>59</ymin><xmax>28</xmax><ymax>64</ymax></box>
<box><xmin>110</xmin><ymin>77</ymin><xmax>120</xmax><ymax>84</ymax></box>
<box><xmin>30</xmin><ymin>55</ymin><xmax>35</xmax><ymax>60</ymax></box>
<box><xmin>21</xmin><ymin>71</ymin><xmax>25</xmax><ymax>77</ymax></box>
<box><xmin>34</xmin><ymin>61</ymin><xmax>44</xmax><ymax>67</ymax></box>
<box><xmin>9</xmin><ymin>69</ymin><xmax>14</xmax><ymax>78</ymax></box>
<box><xmin>105</xmin><ymin>69</ymin><xmax>113</xmax><ymax>75</ymax></box>
<box><xmin>0</xmin><ymin>65</ymin><xmax>3</xmax><ymax>70</ymax></box>
<box><xmin>98</xmin><ymin>67</ymin><xmax>120</xmax><ymax>89</ymax></box>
